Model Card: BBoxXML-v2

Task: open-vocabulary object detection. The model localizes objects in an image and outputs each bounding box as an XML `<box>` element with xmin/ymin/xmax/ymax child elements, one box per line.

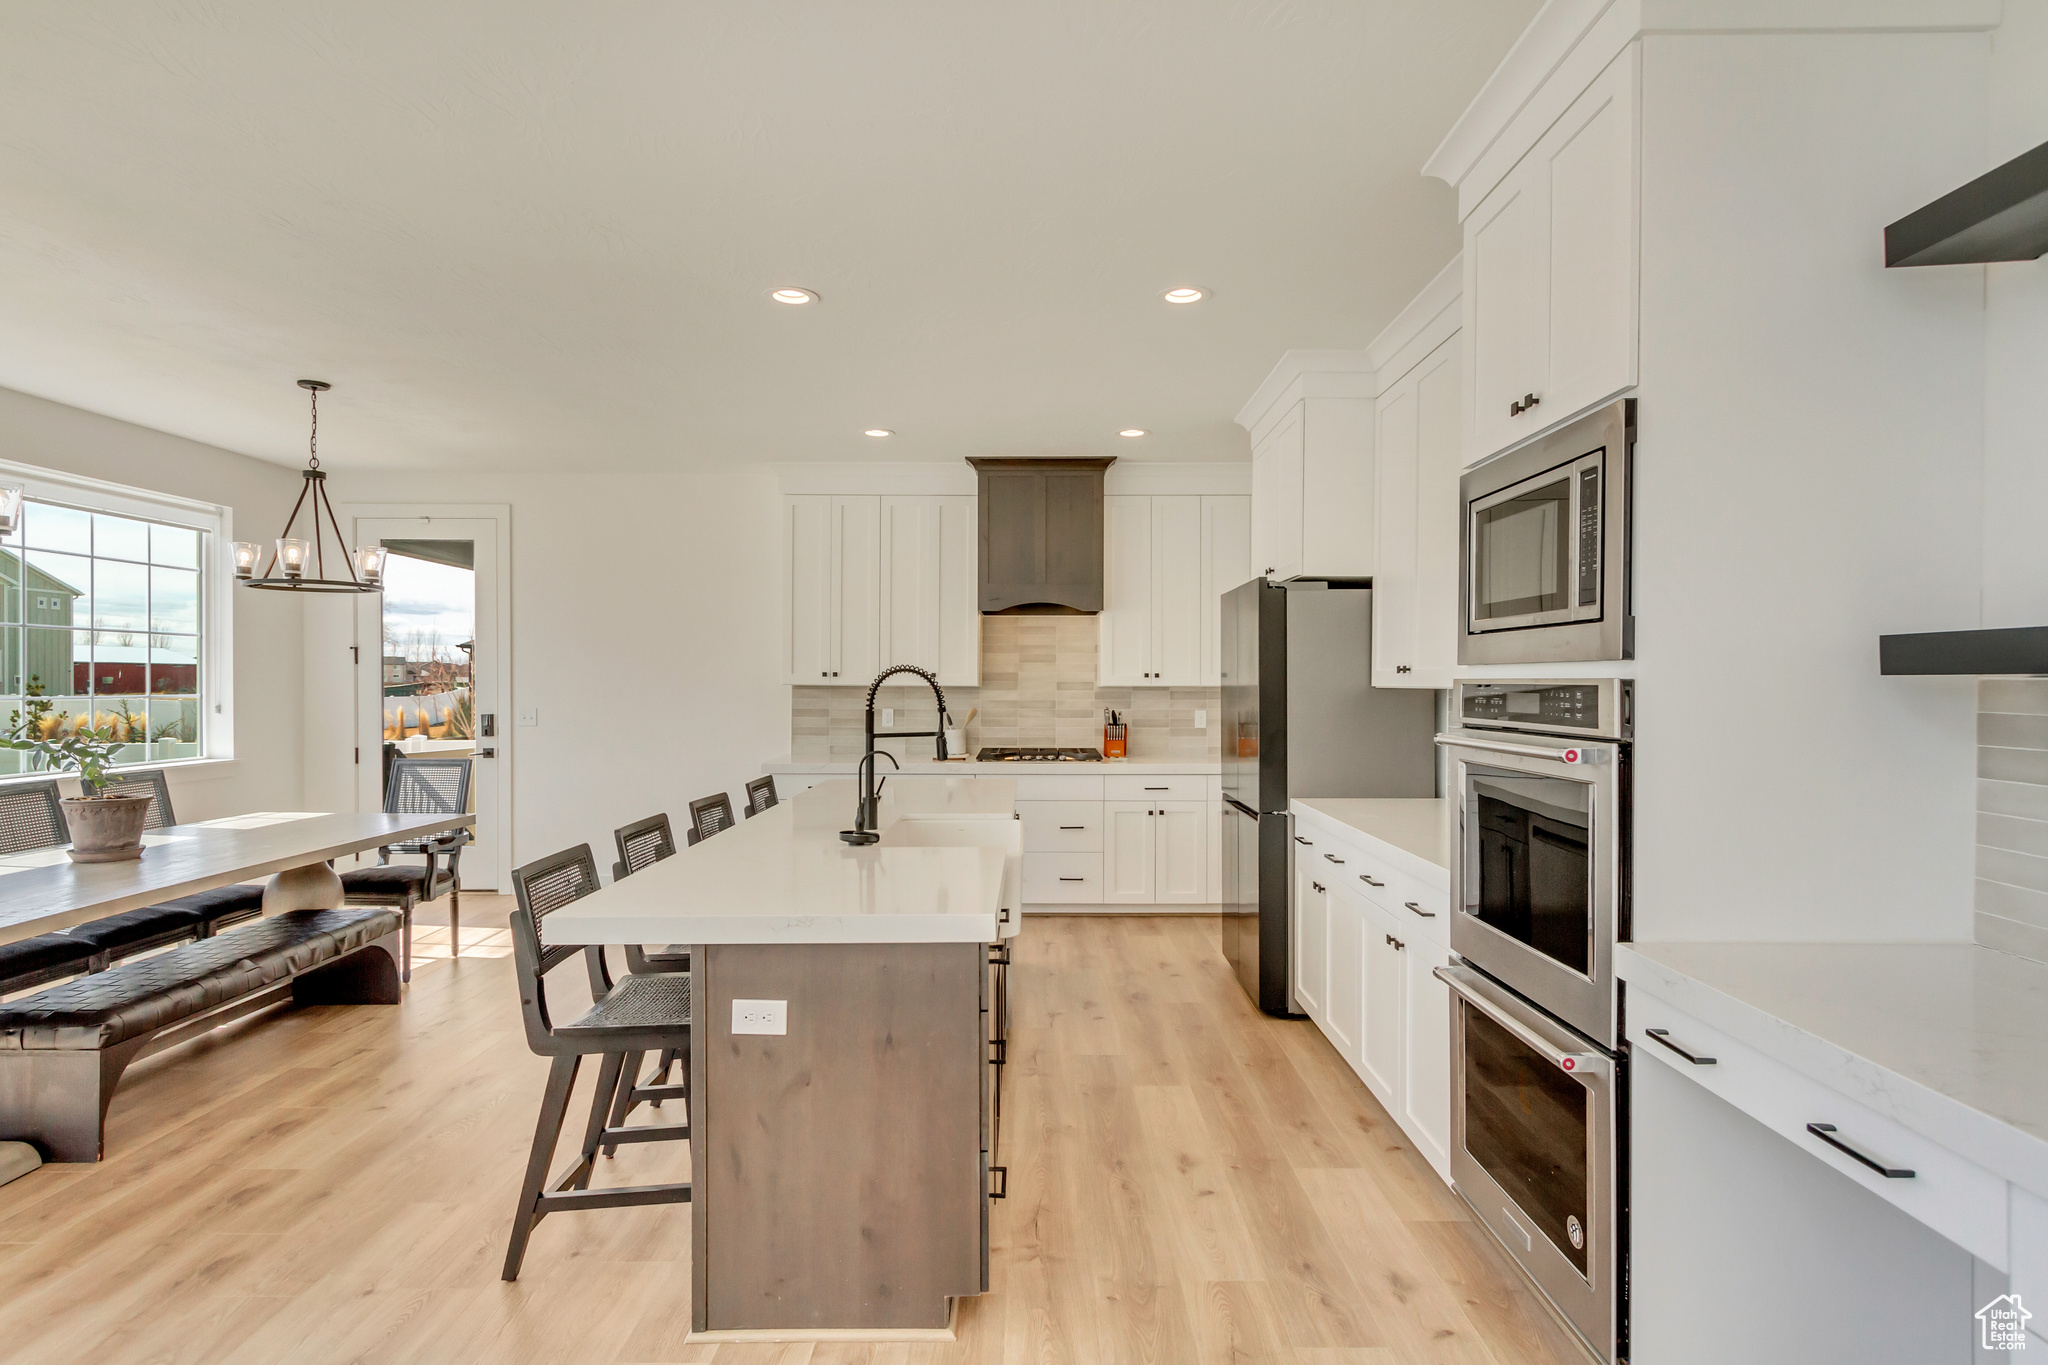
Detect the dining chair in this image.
<box><xmin>340</xmin><ymin>755</ymin><xmax>470</xmax><ymax>979</ymax></box>
<box><xmin>0</xmin><ymin>780</ymin><xmax>68</xmax><ymax>855</ymax></box>
<box><xmin>742</xmin><ymin>775</ymin><xmax>778</xmax><ymax>819</ymax></box>
<box><xmin>684</xmin><ymin>792</ymin><xmax>734</xmax><ymax>847</ymax></box>
<box><xmin>65</xmin><ymin>770</ymin><xmax>265</xmax><ymax>963</ymax></box>
<box><xmin>502</xmin><ymin>844</ymin><xmax>691</xmax><ymax>1281</ymax></box>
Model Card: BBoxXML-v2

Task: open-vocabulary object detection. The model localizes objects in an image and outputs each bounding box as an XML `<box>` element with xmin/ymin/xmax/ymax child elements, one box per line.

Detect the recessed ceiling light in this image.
<box><xmin>1162</xmin><ymin>287</ymin><xmax>1204</xmax><ymax>304</ymax></box>
<box><xmin>770</xmin><ymin>287</ymin><xmax>818</xmax><ymax>305</ymax></box>
<box><xmin>1120</xmin><ymin>428</ymin><xmax>1147</xmax><ymax>438</ymax></box>
<box><xmin>864</xmin><ymin>429</ymin><xmax>893</xmax><ymax>438</ymax></box>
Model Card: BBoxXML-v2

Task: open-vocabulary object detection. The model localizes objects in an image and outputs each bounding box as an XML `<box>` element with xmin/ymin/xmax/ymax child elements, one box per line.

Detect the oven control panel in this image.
<box><xmin>1456</xmin><ymin>679</ymin><xmax>1631</xmax><ymax>741</ymax></box>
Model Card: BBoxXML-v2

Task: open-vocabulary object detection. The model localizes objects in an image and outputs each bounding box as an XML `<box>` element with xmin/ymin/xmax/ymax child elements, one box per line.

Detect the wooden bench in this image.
<box><xmin>0</xmin><ymin>907</ymin><xmax>404</xmax><ymax>1162</ymax></box>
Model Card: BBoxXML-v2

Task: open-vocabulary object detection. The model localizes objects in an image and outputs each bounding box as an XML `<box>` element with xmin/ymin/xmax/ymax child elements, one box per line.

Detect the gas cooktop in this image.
<box><xmin>975</xmin><ymin>747</ymin><xmax>1104</xmax><ymax>762</ymax></box>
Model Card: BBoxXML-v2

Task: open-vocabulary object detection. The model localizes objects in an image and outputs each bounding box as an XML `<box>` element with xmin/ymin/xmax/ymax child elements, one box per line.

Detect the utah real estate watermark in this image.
<box><xmin>1979</xmin><ymin>1294</ymin><xmax>2032</xmax><ymax>1352</ymax></box>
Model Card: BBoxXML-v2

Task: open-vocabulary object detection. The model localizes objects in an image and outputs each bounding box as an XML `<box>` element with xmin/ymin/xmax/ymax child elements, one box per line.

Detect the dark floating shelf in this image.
<box><xmin>1879</xmin><ymin>626</ymin><xmax>2048</xmax><ymax>676</ymax></box>
<box><xmin>1885</xmin><ymin>139</ymin><xmax>2048</xmax><ymax>267</ymax></box>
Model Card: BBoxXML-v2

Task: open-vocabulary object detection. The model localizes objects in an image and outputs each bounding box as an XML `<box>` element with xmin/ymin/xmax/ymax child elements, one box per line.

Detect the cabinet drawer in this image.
<box><xmin>1105</xmin><ymin>774</ymin><xmax>1208</xmax><ymax>801</ymax></box>
<box><xmin>1011</xmin><ymin>774</ymin><xmax>1105</xmax><ymax>801</ymax></box>
<box><xmin>1627</xmin><ymin>993</ymin><xmax>2008</xmax><ymax>1268</ymax></box>
<box><xmin>1016</xmin><ymin>801</ymin><xmax>1103</xmax><ymax>852</ymax></box>
<box><xmin>1023</xmin><ymin>852</ymin><xmax>1103</xmax><ymax>903</ymax></box>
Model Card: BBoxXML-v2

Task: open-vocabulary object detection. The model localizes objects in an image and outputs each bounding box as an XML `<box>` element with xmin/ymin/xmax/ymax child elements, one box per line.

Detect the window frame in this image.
<box><xmin>0</xmin><ymin>458</ymin><xmax>233</xmax><ymax>779</ymax></box>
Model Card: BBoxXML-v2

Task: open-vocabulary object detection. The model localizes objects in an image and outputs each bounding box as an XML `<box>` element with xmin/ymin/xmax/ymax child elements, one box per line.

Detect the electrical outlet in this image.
<box><xmin>731</xmin><ymin>999</ymin><xmax>787</xmax><ymax>1035</ymax></box>
<box><xmin>517</xmin><ymin>707</ymin><xmax>539</xmax><ymax>727</ymax></box>
<box><xmin>881</xmin><ymin>708</ymin><xmax>894</xmax><ymax>728</ymax></box>
<box><xmin>1195</xmin><ymin>709</ymin><xmax>1207</xmax><ymax>730</ymax></box>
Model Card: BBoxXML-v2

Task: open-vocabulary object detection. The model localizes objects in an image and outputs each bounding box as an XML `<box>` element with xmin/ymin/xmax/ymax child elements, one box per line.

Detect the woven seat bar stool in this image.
<box><xmin>502</xmin><ymin>843</ymin><xmax>692</xmax><ymax>1281</ymax></box>
<box><xmin>341</xmin><ymin>755</ymin><xmax>471</xmax><ymax>980</ymax></box>
<box><xmin>682</xmin><ymin>791</ymin><xmax>734</xmax><ymax>847</ymax></box>
<box><xmin>742</xmin><ymin>774</ymin><xmax>778</xmax><ymax>818</ymax></box>
<box><xmin>604</xmin><ymin>813</ymin><xmax>690</xmax><ymax>1150</ymax></box>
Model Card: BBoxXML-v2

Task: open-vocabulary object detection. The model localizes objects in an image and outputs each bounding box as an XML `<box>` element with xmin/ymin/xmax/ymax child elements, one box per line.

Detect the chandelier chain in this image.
<box><xmin>308</xmin><ymin>385</ymin><xmax>319</xmax><ymax>469</ymax></box>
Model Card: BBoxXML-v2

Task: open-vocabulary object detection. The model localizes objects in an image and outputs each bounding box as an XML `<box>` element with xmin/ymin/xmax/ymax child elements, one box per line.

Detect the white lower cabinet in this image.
<box><xmin>1399</xmin><ymin>934</ymin><xmax>1454</xmax><ymax>1174</ymax></box>
<box><xmin>1322</xmin><ymin>881</ymin><xmax>1366</xmax><ymax>1062</ymax></box>
<box><xmin>1358</xmin><ymin>896</ymin><xmax>1404</xmax><ymax>1104</ymax></box>
<box><xmin>1104</xmin><ymin>799</ymin><xmax>1210</xmax><ymax>904</ymax></box>
<box><xmin>1293</xmin><ymin>861</ymin><xmax>1328</xmax><ymax>1020</ymax></box>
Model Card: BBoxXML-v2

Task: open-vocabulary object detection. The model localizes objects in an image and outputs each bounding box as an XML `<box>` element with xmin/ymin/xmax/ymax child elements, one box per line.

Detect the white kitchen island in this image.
<box><xmin>543</xmin><ymin>777</ymin><xmax>1019</xmax><ymax>1341</ymax></box>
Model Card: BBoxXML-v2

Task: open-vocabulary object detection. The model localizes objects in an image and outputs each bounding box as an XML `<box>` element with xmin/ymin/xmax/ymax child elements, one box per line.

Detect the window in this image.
<box><xmin>0</xmin><ymin>466</ymin><xmax>227</xmax><ymax>778</ymax></box>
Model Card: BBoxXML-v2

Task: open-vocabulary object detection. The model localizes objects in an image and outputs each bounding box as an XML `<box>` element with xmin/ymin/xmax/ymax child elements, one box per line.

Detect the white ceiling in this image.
<box><xmin>0</xmin><ymin>2</ymin><xmax>1536</xmax><ymax>473</ymax></box>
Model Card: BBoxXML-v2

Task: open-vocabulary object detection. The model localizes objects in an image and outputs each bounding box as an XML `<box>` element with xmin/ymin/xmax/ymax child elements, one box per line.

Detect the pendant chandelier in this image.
<box><xmin>234</xmin><ymin>380</ymin><xmax>386</xmax><ymax>593</ymax></box>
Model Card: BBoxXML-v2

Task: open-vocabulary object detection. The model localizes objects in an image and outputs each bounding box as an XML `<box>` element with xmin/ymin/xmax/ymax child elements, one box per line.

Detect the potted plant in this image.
<box><xmin>0</xmin><ymin>718</ymin><xmax>150</xmax><ymax>862</ymax></box>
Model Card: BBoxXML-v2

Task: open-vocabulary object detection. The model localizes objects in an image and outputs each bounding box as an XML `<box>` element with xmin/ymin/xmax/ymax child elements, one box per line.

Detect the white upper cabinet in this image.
<box><xmin>1371</xmin><ymin>333</ymin><xmax>1462</xmax><ymax>689</ymax></box>
<box><xmin>1100</xmin><ymin>493</ymin><xmax>1246</xmax><ymax>688</ymax></box>
<box><xmin>1461</xmin><ymin>43</ymin><xmax>1638</xmax><ymax>465</ymax></box>
<box><xmin>1238</xmin><ymin>354</ymin><xmax>1373</xmax><ymax>581</ymax></box>
<box><xmin>880</xmin><ymin>494</ymin><xmax>979</xmax><ymax>686</ymax></box>
<box><xmin>786</xmin><ymin>492</ymin><xmax>970</xmax><ymax>686</ymax></box>
<box><xmin>1200</xmin><ymin>495</ymin><xmax>1252</xmax><ymax>686</ymax></box>
<box><xmin>785</xmin><ymin>494</ymin><xmax>880</xmax><ymax>684</ymax></box>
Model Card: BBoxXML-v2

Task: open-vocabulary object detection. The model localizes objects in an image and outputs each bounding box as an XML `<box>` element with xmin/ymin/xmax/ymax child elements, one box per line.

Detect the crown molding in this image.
<box><xmin>1234</xmin><ymin>349</ymin><xmax>1374</xmax><ymax>437</ymax></box>
<box><xmin>1364</xmin><ymin>255</ymin><xmax>1462</xmax><ymax>391</ymax></box>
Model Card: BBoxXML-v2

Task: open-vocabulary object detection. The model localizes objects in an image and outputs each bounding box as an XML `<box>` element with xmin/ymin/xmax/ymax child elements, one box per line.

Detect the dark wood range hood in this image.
<box><xmin>967</xmin><ymin>456</ymin><xmax>1115</xmax><ymax>614</ymax></box>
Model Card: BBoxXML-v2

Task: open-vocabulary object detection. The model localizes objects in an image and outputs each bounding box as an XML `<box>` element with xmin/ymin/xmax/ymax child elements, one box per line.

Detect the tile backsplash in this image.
<box><xmin>1977</xmin><ymin>678</ymin><xmax>2048</xmax><ymax>965</ymax></box>
<box><xmin>791</xmin><ymin>615</ymin><xmax>1221</xmax><ymax>764</ymax></box>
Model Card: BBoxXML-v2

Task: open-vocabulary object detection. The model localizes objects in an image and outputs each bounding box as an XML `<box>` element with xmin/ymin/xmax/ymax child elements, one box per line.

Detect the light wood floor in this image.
<box><xmin>0</xmin><ymin>903</ymin><xmax>1589</xmax><ymax>1365</ymax></box>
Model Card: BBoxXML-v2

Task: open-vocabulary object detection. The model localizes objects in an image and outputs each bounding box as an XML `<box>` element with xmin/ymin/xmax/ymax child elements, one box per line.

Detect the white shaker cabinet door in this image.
<box><xmin>1252</xmin><ymin>405</ymin><xmax>1304</xmax><ymax>580</ymax></box>
<box><xmin>1541</xmin><ymin>44</ymin><xmax>1637</xmax><ymax>427</ymax></box>
<box><xmin>1323</xmin><ymin>880</ymin><xmax>1367</xmax><ymax>1066</ymax></box>
<box><xmin>1200</xmin><ymin>496</ymin><xmax>1252</xmax><ymax>686</ymax></box>
<box><xmin>1293</xmin><ymin>857</ymin><xmax>1328</xmax><ymax>1021</ymax></box>
<box><xmin>1098</xmin><ymin>495</ymin><xmax>1153</xmax><ymax>686</ymax></box>
<box><xmin>1464</xmin><ymin>166</ymin><xmax>1549</xmax><ymax>465</ymax></box>
<box><xmin>880</xmin><ymin>496</ymin><xmax>943</xmax><ymax>678</ymax></box>
<box><xmin>1401</xmin><ymin>934</ymin><xmax>1455</xmax><ymax>1178</ymax></box>
<box><xmin>1358</xmin><ymin>897</ymin><xmax>1404</xmax><ymax>1108</ymax></box>
<box><xmin>786</xmin><ymin>495</ymin><xmax>836</xmax><ymax>684</ymax></box>
<box><xmin>1371</xmin><ymin>374</ymin><xmax>1421</xmax><ymax>689</ymax></box>
<box><xmin>1152</xmin><ymin>800</ymin><xmax>1208</xmax><ymax>903</ymax></box>
<box><xmin>832</xmin><ymin>495</ymin><xmax>881</xmax><ymax>684</ymax></box>
<box><xmin>1102</xmin><ymin>800</ymin><xmax>1157</xmax><ymax>903</ymax></box>
<box><xmin>1150</xmin><ymin>496</ymin><xmax>1204</xmax><ymax>686</ymax></box>
<box><xmin>934</xmin><ymin>495</ymin><xmax>980</xmax><ymax>685</ymax></box>
<box><xmin>1410</xmin><ymin>336</ymin><xmax>1462</xmax><ymax>689</ymax></box>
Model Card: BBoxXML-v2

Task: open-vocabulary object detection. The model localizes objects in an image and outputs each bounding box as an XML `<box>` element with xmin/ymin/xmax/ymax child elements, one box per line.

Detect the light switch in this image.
<box><xmin>517</xmin><ymin>707</ymin><xmax>539</xmax><ymax>727</ymax></box>
<box><xmin>881</xmin><ymin>708</ymin><xmax>894</xmax><ymax>728</ymax></box>
<box><xmin>732</xmin><ymin>999</ymin><xmax>788</xmax><ymax>1035</ymax></box>
<box><xmin>1195</xmin><ymin>709</ymin><xmax>1207</xmax><ymax>730</ymax></box>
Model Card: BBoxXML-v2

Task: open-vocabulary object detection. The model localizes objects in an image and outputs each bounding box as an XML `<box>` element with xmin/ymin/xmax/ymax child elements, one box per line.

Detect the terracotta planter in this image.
<box><xmin>62</xmin><ymin>792</ymin><xmax>151</xmax><ymax>863</ymax></box>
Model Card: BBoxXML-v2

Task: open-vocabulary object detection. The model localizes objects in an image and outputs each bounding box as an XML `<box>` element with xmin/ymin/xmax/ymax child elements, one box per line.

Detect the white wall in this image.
<box><xmin>1631</xmin><ymin>31</ymin><xmax>1990</xmax><ymax>942</ymax></box>
<box><xmin>0</xmin><ymin>385</ymin><xmax>304</xmax><ymax>821</ymax></box>
<box><xmin>323</xmin><ymin>464</ymin><xmax>788</xmax><ymax>878</ymax></box>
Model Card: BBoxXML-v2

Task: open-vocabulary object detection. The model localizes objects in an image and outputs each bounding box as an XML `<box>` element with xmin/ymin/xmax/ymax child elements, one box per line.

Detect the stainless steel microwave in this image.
<box><xmin>1459</xmin><ymin>399</ymin><xmax>1633</xmax><ymax>665</ymax></box>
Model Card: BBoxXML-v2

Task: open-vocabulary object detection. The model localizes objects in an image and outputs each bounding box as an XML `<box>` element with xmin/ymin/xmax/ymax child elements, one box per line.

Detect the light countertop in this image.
<box><xmin>1619</xmin><ymin>941</ymin><xmax>2048</xmax><ymax>1195</ymax></box>
<box><xmin>767</xmin><ymin>758</ymin><xmax>1220</xmax><ymax>775</ymax></box>
<box><xmin>1291</xmin><ymin>798</ymin><xmax>1451</xmax><ymax>888</ymax></box>
<box><xmin>544</xmin><ymin>777</ymin><xmax>1018</xmax><ymax>947</ymax></box>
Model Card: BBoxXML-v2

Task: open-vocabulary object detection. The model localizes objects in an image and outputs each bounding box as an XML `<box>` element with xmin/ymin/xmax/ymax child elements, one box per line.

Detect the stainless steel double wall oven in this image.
<box><xmin>1434</xmin><ymin>678</ymin><xmax>1631</xmax><ymax>1364</ymax></box>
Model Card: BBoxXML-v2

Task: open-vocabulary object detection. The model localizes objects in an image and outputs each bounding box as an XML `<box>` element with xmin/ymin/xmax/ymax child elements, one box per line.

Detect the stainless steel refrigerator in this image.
<box><xmin>1220</xmin><ymin>578</ymin><xmax>1437</xmax><ymax>1015</ymax></box>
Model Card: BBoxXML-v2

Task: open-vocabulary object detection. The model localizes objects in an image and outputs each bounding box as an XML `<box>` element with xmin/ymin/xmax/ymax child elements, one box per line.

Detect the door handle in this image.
<box><xmin>1644</xmin><ymin>1028</ymin><xmax>1715</xmax><ymax>1065</ymax></box>
<box><xmin>475</xmin><ymin>747</ymin><xmax>496</xmax><ymax>758</ymax></box>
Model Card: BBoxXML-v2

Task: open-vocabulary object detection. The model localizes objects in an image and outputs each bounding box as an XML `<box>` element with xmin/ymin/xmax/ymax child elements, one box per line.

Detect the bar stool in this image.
<box><xmin>742</xmin><ymin>775</ymin><xmax>778</xmax><ymax>818</ymax></box>
<box><xmin>684</xmin><ymin>792</ymin><xmax>734</xmax><ymax>846</ymax></box>
<box><xmin>502</xmin><ymin>844</ymin><xmax>692</xmax><ymax>1281</ymax></box>
<box><xmin>606</xmin><ymin>814</ymin><xmax>688</xmax><ymax>1149</ymax></box>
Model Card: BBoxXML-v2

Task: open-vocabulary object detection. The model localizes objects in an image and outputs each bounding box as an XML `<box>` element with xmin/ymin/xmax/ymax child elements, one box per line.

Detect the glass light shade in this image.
<box><xmin>353</xmin><ymin>544</ymin><xmax>387</xmax><ymax>584</ymax></box>
<box><xmin>0</xmin><ymin>484</ymin><xmax>21</xmax><ymax>537</ymax></box>
<box><xmin>276</xmin><ymin>537</ymin><xmax>311</xmax><ymax>579</ymax></box>
<box><xmin>231</xmin><ymin>541</ymin><xmax>262</xmax><ymax>579</ymax></box>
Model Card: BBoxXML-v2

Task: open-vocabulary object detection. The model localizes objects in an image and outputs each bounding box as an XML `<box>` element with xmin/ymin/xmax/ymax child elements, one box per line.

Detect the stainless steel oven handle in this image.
<box><xmin>1434</xmin><ymin>965</ymin><xmax>1610</xmax><ymax>1082</ymax></box>
<box><xmin>1433</xmin><ymin>733</ymin><xmax>1586</xmax><ymax>762</ymax></box>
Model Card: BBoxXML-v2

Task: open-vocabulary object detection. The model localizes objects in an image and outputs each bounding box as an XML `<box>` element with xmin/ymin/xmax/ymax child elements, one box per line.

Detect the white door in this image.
<box><xmin>1102</xmin><ymin>800</ymin><xmax>1156</xmax><ymax>902</ymax></box>
<box><xmin>1401</xmin><ymin>935</ymin><xmax>1455</xmax><ymax>1176</ymax></box>
<box><xmin>1358</xmin><ymin>898</ymin><xmax>1404</xmax><ymax>1105</ymax></box>
<box><xmin>1098</xmin><ymin>496</ymin><xmax>1153</xmax><ymax>685</ymax></box>
<box><xmin>832</xmin><ymin>496</ymin><xmax>881</xmax><ymax>684</ymax></box>
<box><xmin>934</xmin><ymin>495</ymin><xmax>979</xmax><ymax>686</ymax></box>
<box><xmin>1465</xmin><ymin>167</ymin><xmax>1549</xmax><ymax>463</ymax></box>
<box><xmin>1254</xmin><ymin>406</ymin><xmax>1305</xmax><ymax>578</ymax></box>
<box><xmin>1411</xmin><ymin>336</ymin><xmax>1463</xmax><ymax>688</ymax></box>
<box><xmin>350</xmin><ymin>511</ymin><xmax>509</xmax><ymax>891</ymax></box>
<box><xmin>1151</xmin><ymin>801</ymin><xmax>1207</xmax><ymax>903</ymax></box>
<box><xmin>1149</xmin><ymin>496</ymin><xmax>1203</xmax><ymax>685</ymax></box>
<box><xmin>1323</xmin><ymin>880</ymin><xmax>1366</xmax><ymax>1064</ymax></box>
<box><xmin>1293</xmin><ymin>860</ymin><xmax>1328</xmax><ymax>1020</ymax></box>
<box><xmin>1542</xmin><ymin>45</ymin><xmax>1637</xmax><ymax>422</ymax></box>
<box><xmin>1200</xmin><ymin>496</ymin><xmax>1251</xmax><ymax>685</ymax></box>
<box><xmin>1371</xmin><ymin>374</ymin><xmax>1420</xmax><ymax>688</ymax></box>
<box><xmin>786</xmin><ymin>495</ymin><xmax>835</xmax><ymax>683</ymax></box>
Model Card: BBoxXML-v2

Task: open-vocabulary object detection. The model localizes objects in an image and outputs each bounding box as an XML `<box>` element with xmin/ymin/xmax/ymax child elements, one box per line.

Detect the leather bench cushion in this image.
<box><xmin>63</xmin><ymin>902</ymin><xmax>211</xmax><ymax>953</ymax></box>
<box><xmin>152</xmin><ymin>882</ymin><xmax>267</xmax><ymax>921</ymax></box>
<box><xmin>0</xmin><ymin>933</ymin><xmax>97</xmax><ymax>982</ymax></box>
<box><xmin>339</xmin><ymin>865</ymin><xmax>432</xmax><ymax>893</ymax></box>
<box><xmin>0</xmin><ymin>907</ymin><xmax>402</xmax><ymax>1052</ymax></box>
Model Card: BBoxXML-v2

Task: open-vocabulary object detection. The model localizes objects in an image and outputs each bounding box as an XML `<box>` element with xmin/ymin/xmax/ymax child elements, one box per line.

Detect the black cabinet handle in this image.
<box><xmin>1311</xmin><ymin>881</ymin><xmax>1324</xmax><ymax>893</ymax></box>
<box><xmin>1294</xmin><ymin>836</ymin><xmax>1312</xmax><ymax>846</ymax></box>
<box><xmin>1058</xmin><ymin>876</ymin><xmax>1085</xmax><ymax>882</ymax></box>
<box><xmin>1384</xmin><ymin>934</ymin><xmax>1404</xmax><ymax>951</ymax></box>
<box><xmin>1805</xmin><ymin>1123</ymin><xmax>1914</xmax><ymax>1178</ymax></box>
<box><xmin>1144</xmin><ymin>786</ymin><xmax>1169</xmax><ymax>791</ymax></box>
<box><xmin>1404</xmin><ymin>900</ymin><xmax>1433</xmax><ymax>917</ymax></box>
<box><xmin>989</xmin><ymin>1165</ymin><xmax>1008</xmax><ymax>1199</ymax></box>
<box><xmin>1359</xmin><ymin>875</ymin><xmax>1384</xmax><ymax>887</ymax></box>
<box><xmin>1509</xmin><ymin>392</ymin><xmax>1542</xmax><ymax>417</ymax></box>
<box><xmin>1059</xmin><ymin>825</ymin><xmax>1085</xmax><ymax>830</ymax></box>
<box><xmin>1645</xmin><ymin>1028</ymin><xmax>1715</xmax><ymax>1065</ymax></box>
<box><xmin>999</xmin><ymin>907</ymin><xmax>1011</xmax><ymax>924</ymax></box>
<box><xmin>1323</xmin><ymin>853</ymin><xmax>1344</xmax><ymax>864</ymax></box>
<box><xmin>1395</xmin><ymin>664</ymin><xmax>1411</xmax><ymax>674</ymax></box>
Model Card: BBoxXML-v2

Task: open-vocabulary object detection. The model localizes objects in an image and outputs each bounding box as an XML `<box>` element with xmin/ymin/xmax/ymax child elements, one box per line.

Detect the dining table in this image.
<box><xmin>0</xmin><ymin>809</ymin><xmax>475</xmax><ymax>946</ymax></box>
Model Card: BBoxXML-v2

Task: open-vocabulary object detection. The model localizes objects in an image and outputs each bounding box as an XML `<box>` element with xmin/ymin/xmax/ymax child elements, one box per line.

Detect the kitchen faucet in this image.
<box><xmin>840</xmin><ymin>664</ymin><xmax>950</xmax><ymax>845</ymax></box>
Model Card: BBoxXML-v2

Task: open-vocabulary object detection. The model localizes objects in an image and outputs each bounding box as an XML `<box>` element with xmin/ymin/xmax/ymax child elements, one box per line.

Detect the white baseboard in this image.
<box><xmin>1024</xmin><ymin>903</ymin><xmax>1222</xmax><ymax>915</ymax></box>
